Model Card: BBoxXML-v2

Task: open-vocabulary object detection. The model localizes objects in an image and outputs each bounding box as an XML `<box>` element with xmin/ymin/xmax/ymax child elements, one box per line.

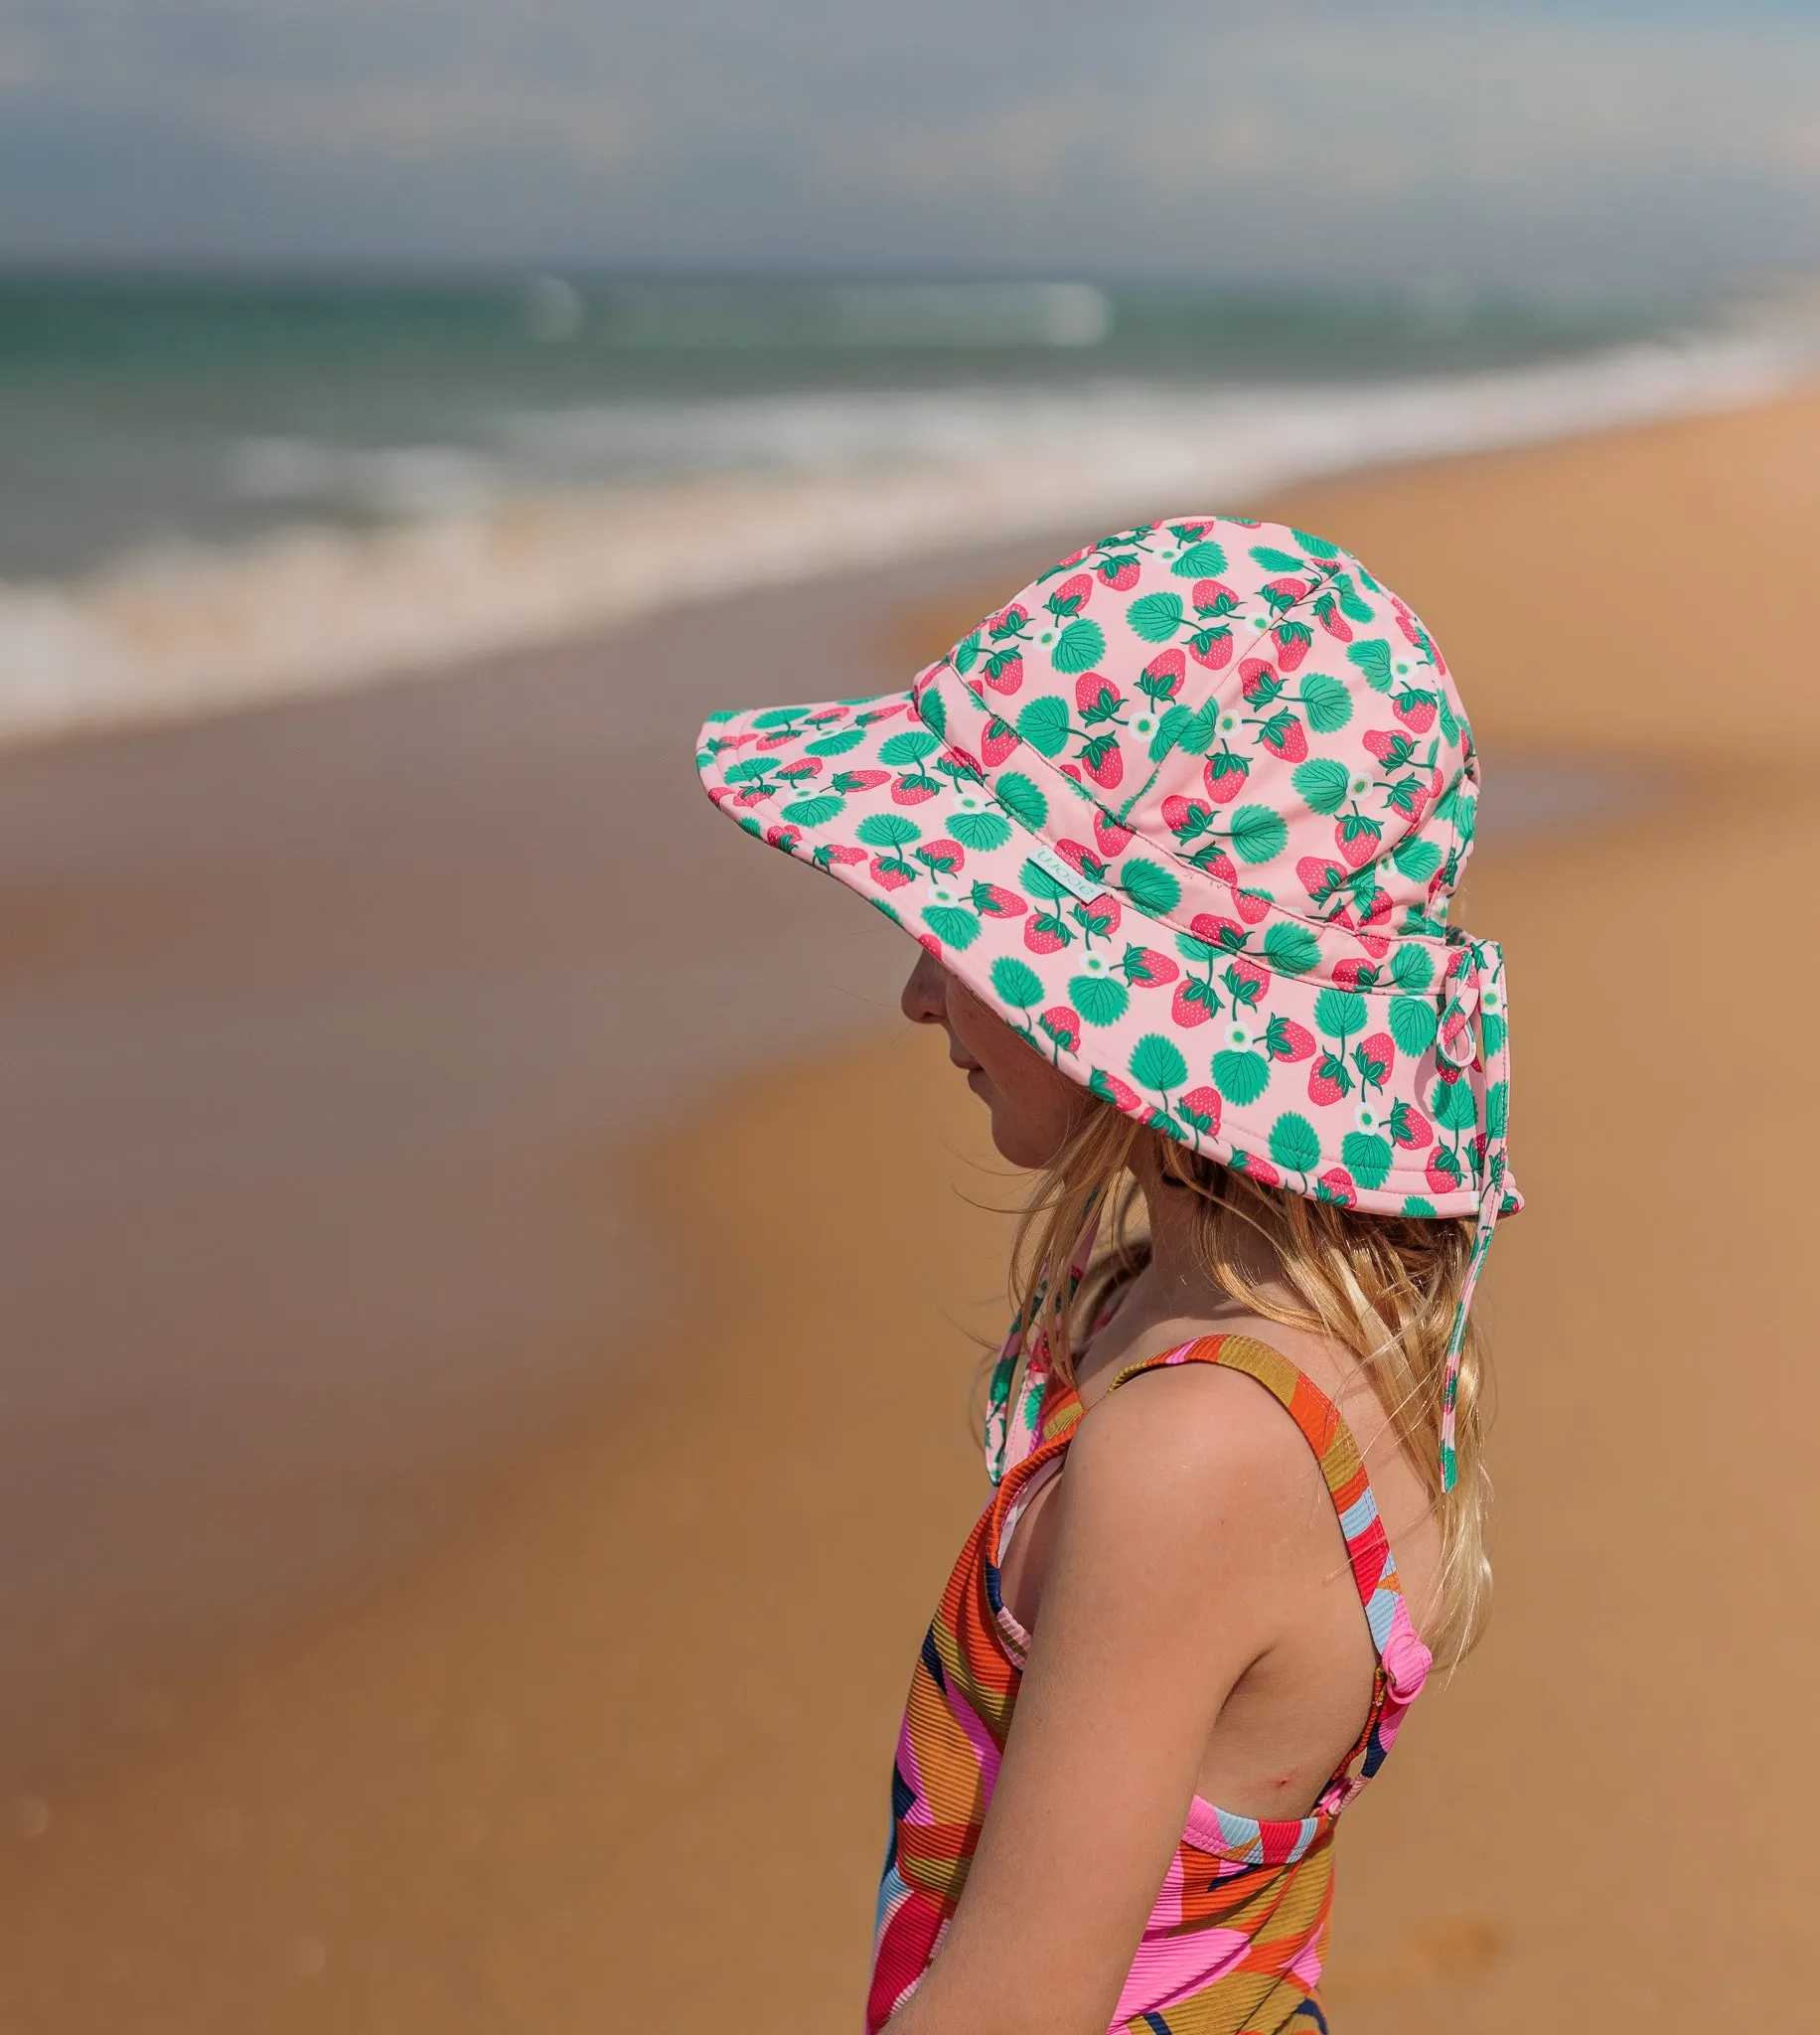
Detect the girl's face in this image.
<box><xmin>900</xmin><ymin>947</ymin><xmax>1088</xmax><ymax>1168</ymax></box>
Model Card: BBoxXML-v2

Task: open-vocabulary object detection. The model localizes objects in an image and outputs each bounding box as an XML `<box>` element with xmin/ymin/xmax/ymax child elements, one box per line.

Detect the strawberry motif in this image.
<box><xmin>1387</xmin><ymin>1099</ymin><xmax>1434</xmax><ymax>1151</ymax></box>
<box><xmin>1187</xmin><ymin>627</ymin><xmax>1234</xmax><ymax>670</ymax></box>
<box><xmin>1094</xmin><ymin>813</ymin><xmax>1135</xmax><ymax>859</ymax></box>
<box><xmin>1097</xmin><ymin>555</ymin><xmax>1141</xmax><ymax>590</ymax></box>
<box><xmin>1072</xmin><ymin>891</ymin><xmax>1123</xmax><ymax>942</ymax></box>
<box><xmin>822</xmin><ymin>843</ymin><xmax>867</xmax><ymax>866</ymax></box>
<box><xmin>916</xmin><ymin>932</ymin><xmax>943</xmax><ymax>958</ymax></box>
<box><xmin>1312</xmin><ymin>592</ymin><xmax>1352</xmax><ymax>642</ymax></box>
<box><xmin>1255</xmin><ymin>711</ymin><xmax>1307</xmax><ymax>763</ymax></box>
<box><xmin>1139</xmin><ymin>648</ymin><xmax>1185</xmax><ymax>703</ymax></box>
<box><xmin>1076</xmin><ymin>673</ymin><xmax>1122</xmax><ymax>715</ymax></box>
<box><xmin>1262</xmin><ymin>574</ymin><xmax>1311</xmax><ymax>612</ymax></box>
<box><xmin>834</xmin><ymin>767</ymin><xmax>890</xmax><ymax>793</ymax></box>
<box><xmin>1363</xmin><ymin>728</ymin><xmax>1418</xmax><ymax>768</ymax></box>
<box><xmin>1192</xmin><ymin>578</ymin><xmax>1240</xmax><ymax>615</ymax></box>
<box><xmin>1297</xmin><ymin>856</ymin><xmax>1348</xmax><ymax>906</ymax></box>
<box><xmin>1356</xmin><ymin>1031</ymin><xmax>1395</xmax><ymax>1090</ymax></box>
<box><xmin>1170</xmin><ymin>977</ymin><xmax>1220</xmax><ymax>1027</ymax></box>
<box><xmin>1122</xmin><ymin>945</ymin><xmax>1179</xmax><ymax>989</ymax></box>
<box><xmin>775</xmin><ymin>756</ymin><xmax>823</xmax><ymax>783</ymax></box>
<box><xmin>765</xmin><ymin>824</ymin><xmax>803</xmax><ymax>851</ymax></box>
<box><xmin>1273</xmin><ymin>622</ymin><xmax>1312</xmax><ymax>672</ymax></box>
<box><xmin>1308</xmin><ymin>1051</ymin><xmax>1352</xmax><ymax>1106</ymax></box>
<box><xmin>1230</xmin><ymin>886</ymin><xmax>1273</xmax><ymax>925</ymax></box>
<box><xmin>1229</xmin><ymin>1152</ymin><xmax>1283</xmax><ymax>1188</ymax></box>
<box><xmin>1055</xmin><ymin>841</ymin><xmax>1110</xmax><ymax>884</ymax></box>
<box><xmin>916</xmin><ymin>837</ymin><xmax>965</xmax><ymax>876</ymax></box>
<box><xmin>1189</xmin><ymin>912</ymin><xmax>1249</xmax><ymax>952</ymax></box>
<box><xmin>980</xmin><ymin>651</ymin><xmax>1024</xmax><ymax>696</ymax></box>
<box><xmin>1390</xmin><ymin>596</ymin><xmax>1424</xmax><ymax>649</ymax></box>
<box><xmin>1331</xmin><ymin>959</ymin><xmax>1382</xmax><ymax>991</ymax></box>
<box><xmin>1392</xmin><ymin>688</ymin><xmax>1438</xmax><ymax>733</ymax></box>
<box><xmin>1093</xmin><ymin>1070</ymin><xmax>1143</xmax><ymax>1113</ymax></box>
<box><xmin>1178</xmin><ymin>1086</ymin><xmax>1223</xmax><ymax>1137</ymax></box>
<box><xmin>970</xmin><ymin>882</ymin><xmax>1027</xmax><ymax>918</ymax></box>
<box><xmin>892</xmin><ymin>775</ymin><xmax>939</xmax><ymax>806</ymax></box>
<box><xmin>1047</xmin><ymin>572</ymin><xmax>1094</xmax><ymax>620</ymax></box>
<box><xmin>1039</xmin><ymin>1006</ymin><xmax>1081</xmax><ymax>1054</ymax></box>
<box><xmin>870</xmin><ymin>858</ymin><xmax>913</xmax><ymax>891</ymax></box>
<box><xmin>1226</xmin><ymin>957</ymin><xmax>1271</xmax><ymax>1006</ymax></box>
<box><xmin>982</xmin><ymin>717</ymin><xmax>1017</xmax><ymax>768</ymax></box>
<box><xmin>1079</xmin><ymin>737</ymin><xmax>1125</xmax><ymax>790</ymax></box>
<box><xmin>1238</xmin><ymin>658</ymin><xmax>1281</xmax><ymax>705</ymax></box>
<box><xmin>988</xmin><ymin>602</ymin><xmax>1031</xmax><ymax>637</ymax></box>
<box><xmin>1315</xmin><ymin>1167</ymin><xmax>1357</xmax><ymax>1208</ymax></box>
<box><xmin>1264</xmin><ymin>1016</ymin><xmax>1315</xmax><ymax>1062</ymax></box>
<box><xmin>1162</xmin><ymin>794</ymin><xmax>1211</xmax><ymax>842</ymax></box>
<box><xmin>1203</xmin><ymin>749</ymin><xmax>1250</xmax><ymax>804</ymax></box>
<box><xmin>1335</xmin><ymin>811</ymin><xmax>1384</xmax><ymax>868</ymax></box>
<box><xmin>1426</xmin><ymin>1145</ymin><xmax>1464</xmax><ymax>1196</ymax></box>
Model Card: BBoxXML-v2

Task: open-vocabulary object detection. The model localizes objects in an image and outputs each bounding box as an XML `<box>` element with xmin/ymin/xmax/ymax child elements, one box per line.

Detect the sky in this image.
<box><xmin>2</xmin><ymin>0</ymin><xmax>1819</xmax><ymax>286</ymax></box>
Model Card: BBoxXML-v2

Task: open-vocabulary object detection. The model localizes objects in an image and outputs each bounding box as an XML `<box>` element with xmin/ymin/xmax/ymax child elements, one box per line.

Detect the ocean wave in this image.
<box><xmin>0</xmin><ymin>326</ymin><xmax>1811</xmax><ymax>751</ymax></box>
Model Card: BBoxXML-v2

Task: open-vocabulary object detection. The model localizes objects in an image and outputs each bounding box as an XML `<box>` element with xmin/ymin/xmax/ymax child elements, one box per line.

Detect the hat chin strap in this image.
<box><xmin>985</xmin><ymin>1195</ymin><xmax>1105</xmax><ymax>1487</ymax></box>
<box><xmin>1437</xmin><ymin>937</ymin><xmax>1512</xmax><ymax>1494</ymax></box>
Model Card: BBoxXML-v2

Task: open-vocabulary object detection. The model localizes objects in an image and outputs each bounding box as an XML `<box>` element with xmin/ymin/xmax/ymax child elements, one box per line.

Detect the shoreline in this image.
<box><xmin>2</xmin><ymin>391</ymin><xmax>1819</xmax><ymax>2027</ymax></box>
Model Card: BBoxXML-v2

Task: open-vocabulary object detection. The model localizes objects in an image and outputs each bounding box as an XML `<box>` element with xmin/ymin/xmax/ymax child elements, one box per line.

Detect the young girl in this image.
<box><xmin>696</xmin><ymin>518</ymin><xmax>1516</xmax><ymax>2035</ymax></box>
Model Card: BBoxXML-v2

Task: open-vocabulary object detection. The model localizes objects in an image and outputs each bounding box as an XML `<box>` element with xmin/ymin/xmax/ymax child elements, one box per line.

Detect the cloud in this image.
<box><xmin>0</xmin><ymin>0</ymin><xmax>1817</xmax><ymax>279</ymax></box>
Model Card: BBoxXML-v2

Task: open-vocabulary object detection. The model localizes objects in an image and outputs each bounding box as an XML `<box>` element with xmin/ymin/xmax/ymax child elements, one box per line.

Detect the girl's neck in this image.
<box><xmin>1127</xmin><ymin>1149</ymin><xmax>1290</xmax><ymax>1322</ymax></box>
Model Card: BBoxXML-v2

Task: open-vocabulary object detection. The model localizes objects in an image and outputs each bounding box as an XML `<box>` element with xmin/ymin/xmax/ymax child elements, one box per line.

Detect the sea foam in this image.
<box><xmin>0</xmin><ymin>326</ymin><xmax>1810</xmax><ymax>752</ymax></box>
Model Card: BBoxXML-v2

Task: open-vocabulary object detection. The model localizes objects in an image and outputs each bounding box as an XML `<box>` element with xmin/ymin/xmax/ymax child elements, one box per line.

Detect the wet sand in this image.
<box><xmin>3</xmin><ymin>393</ymin><xmax>1819</xmax><ymax>2028</ymax></box>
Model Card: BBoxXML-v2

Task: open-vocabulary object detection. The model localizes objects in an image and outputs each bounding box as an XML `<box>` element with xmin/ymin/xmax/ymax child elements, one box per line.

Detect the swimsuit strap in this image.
<box><xmin>1107</xmin><ymin>1333</ymin><xmax>1433</xmax><ymax>1796</ymax></box>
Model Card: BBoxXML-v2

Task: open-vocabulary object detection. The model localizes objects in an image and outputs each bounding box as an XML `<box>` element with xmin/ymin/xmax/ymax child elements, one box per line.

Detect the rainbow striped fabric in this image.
<box><xmin>868</xmin><ymin>1334</ymin><xmax>1434</xmax><ymax>2034</ymax></box>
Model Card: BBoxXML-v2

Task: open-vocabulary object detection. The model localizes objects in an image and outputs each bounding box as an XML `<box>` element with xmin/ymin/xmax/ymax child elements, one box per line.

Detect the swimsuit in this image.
<box><xmin>867</xmin><ymin>1333</ymin><xmax>1434</xmax><ymax>2034</ymax></box>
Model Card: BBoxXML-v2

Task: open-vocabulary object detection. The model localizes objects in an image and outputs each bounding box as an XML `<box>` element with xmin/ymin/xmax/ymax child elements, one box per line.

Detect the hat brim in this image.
<box><xmin>696</xmin><ymin>686</ymin><xmax>1519</xmax><ymax>1222</ymax></box>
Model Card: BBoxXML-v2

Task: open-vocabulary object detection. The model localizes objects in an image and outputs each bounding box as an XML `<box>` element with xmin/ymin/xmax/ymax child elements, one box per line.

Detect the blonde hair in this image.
<box><xmin>1007</xmin><ymin>1102</ymin><xmax>1492</xmax><ymax>1666</ymax></box>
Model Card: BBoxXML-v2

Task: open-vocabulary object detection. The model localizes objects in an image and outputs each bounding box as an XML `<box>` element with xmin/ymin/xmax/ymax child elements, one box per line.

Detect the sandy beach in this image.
<box><xmin>2</xmin><ymin>391</ymin><xmax>1818</xmax><ymax>2030</ymax></box>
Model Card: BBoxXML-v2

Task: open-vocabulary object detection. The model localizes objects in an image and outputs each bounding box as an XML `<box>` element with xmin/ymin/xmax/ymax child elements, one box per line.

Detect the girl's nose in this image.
<box><xmin>900</xmin><ymin>947</ymin><xmax>950</xmax><ymax>1028</ymax></box>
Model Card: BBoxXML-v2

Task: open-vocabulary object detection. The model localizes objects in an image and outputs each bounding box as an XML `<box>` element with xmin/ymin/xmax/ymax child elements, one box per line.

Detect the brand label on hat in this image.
<box><xmin>1022</xmin><ymin>840</ymin><xmax>1105</xmax><ymax>903</ymax></box>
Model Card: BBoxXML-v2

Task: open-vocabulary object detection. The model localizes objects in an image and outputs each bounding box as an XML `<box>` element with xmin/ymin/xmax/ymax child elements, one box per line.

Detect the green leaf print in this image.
<box><xmin>1299</xmin><ymin>673</ymin><xmax>1352</xmax><ymax>733</ymax></box>
<box><xmin>1229</xmin><ymin>805</ymin><xmax>1289</xmax><ymax>864</ymax></box>
<box><xmin>1485</xmin><ymin>1078</ymin><xmax>1509</xmax><ymax>1139</ymax></box>
<box><xmin>1016</xmin><ymin>697</ymin><xmax>1071</xmax><ymax>757</ymax></box>
<box><xmin>952</xmin><ymin>632</ymin><xmax>983</xmax><ymax>675</ymax></box>
<box><xmin>1389</xmin><ymin>945</ymin><xmax>1436</xmax><ymax>993</ymax></box>
<box><xmin>1313</xmin><ymin>988</ymin><xmax>1368</xmax><ymax>1039</ymax></box>
<box><xmin>923</xmin><ymin>905</ymin><xmax>983</xmax><ymax>951</ymax></box>
<box><xmin>1332</xmin><ymin>573</ymin><xmax>1375</xmax><ymax>624</ymax></box>
<box><xmin>807</xmin><ymin>727</ymin><xmax>868</xmax><ymax>756</ymax></box>
<box><xmin>1250</xmin><ymin>546</ymin><xmax>1306</xmax><ymax>573</ymax></box>
<box><xmin>1438</xmin><ymin>693</ymin><xmax>1459</xmax><ymax>743</ymax></box>
<box><xmin>1019</xmin><ymin>857</ymin><xmax>1070</xmax><ymax>903</ymax></box>
<box><xmin>1291</xmin><ymin>759</ymin><xmax>1350</xmax><ymax>815</ymax></box>
<box><xmin>856</xmin><ymin>813</ymin><xmax>922</xmax><ymax>850</ymax></box>
<box><xmin>990</xmin><ymin>956</ymin><xmax>1045</xmax><ymax>1008</ymax></box>
<box><xmin>1481</xmin><ymin>1011</ymin><xmax>1507</xmax><ymax>1060</ymax></box>
<box><xmin>1402</xmin><ymin>1194</ymin><xmax>1438</xmax><ymax>1216</ymax></box>
<box><xmin>1052</xmin><ymin>619</ymin><xmax>1107</xmax><ymax>674</ymax></box>
<box><xmin>1390</xmin><ymin>837</ymin><xmax>1442</xmax><ymax>883</ymax></box>
<box><xmin>1346</xmin><ymin>640</ymin><xmax>1394</xmax><ymax>693</ymax></box>
<box><xmin>1262</xmin><ymin>923</ymin><xmax>1320</xmax><ymax>974</ymax></box>
<box><xmin>1211</xmin><ymin>1050</ymin><xmax>1272</xmax><ymax>1106</ymax></box>
<box><xmin>1341</xmin><ymin>1132</ymin><xmax>1394</xmax><ymax>1189</ymax></box>
<box><xmin>1131</xmin><ymin>1033</ymin><xmax>1188</xmax><ymax>1094</ymax></box>
<box><xmin>1171</xmin><ymin>541</ymin><xmax>1229</xmax><ymax>578</ymax></box>
<box><xmin>1127</xmin><ymin>592</ymin><xmax>1185</xmax><ymax>643</ymax></box>
<box><xmin>995</xmin><ymin>772</ymin><xmax>1048</xmax><ymax>830</ymax></box>
<box><xmin>780</xmin><ymin>794</ymin><xmax>846</xmax><ymax>826</ymax></box>
<box><xmin>1430</xmin><ymin>1076</ymin><xmax>1478</xmax><ymax>1132</ymax></box>
<box><xmin>950</xmin><ymin>811</ymin><xmax>1013</xmax><ymax>852</ymax></box>
<box><xmin>878</xmin><ymin>730</ymin><xmax>938</xmax><ymax>766</ymax></box>
<box><xmin>1290</xmin><ymin>529</ymin><xmax>1341</xmax><ymax>558</ymax></box>
<box><xmin>1269</xmin><ymin>1112</ymin><xmax>1322</xmax><ymax>1174</ymax></box>
<box><xmin>1071</xmin><ymin>975</ymin><xmax>1131</xmax><ymax>1026</ymax></box>
<box><xmin>1174</xmin><ymin>931</ymin><xmax>1219</xmax><ymax>966</ymax></box>
<box><xmin>1120</xmin><ymin>859</ymin><xmax>1183</xmax><ymax>915</ymax></box>
<box><xmin>917</xmin><ymin>687</ymin><xmax>948</xmax><ymax>738</ymax></box>
<box><xmin>1389</xmin><ymin>996</ymin><xmax>1439</xmax><ymax>1056</ymax></box>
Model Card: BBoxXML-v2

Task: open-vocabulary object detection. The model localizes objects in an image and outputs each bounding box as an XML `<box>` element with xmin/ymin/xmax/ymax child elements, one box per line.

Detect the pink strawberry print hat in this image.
<box><xmin>695</xmin><ymin>519</ymin><xmax>1518</xmax><ymax>1485</ymax></box>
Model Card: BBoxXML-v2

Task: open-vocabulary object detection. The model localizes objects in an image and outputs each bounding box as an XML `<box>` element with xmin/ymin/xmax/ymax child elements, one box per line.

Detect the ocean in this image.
<box><xmin>4</xmin><ymin>271</ymin><xmax>1815</xmax><ymax>748</ymax></box>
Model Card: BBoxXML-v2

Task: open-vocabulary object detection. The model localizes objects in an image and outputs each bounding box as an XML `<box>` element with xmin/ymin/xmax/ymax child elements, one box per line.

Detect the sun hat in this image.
<box><xmin>694</xmin><ymin>517</ymin><xmax>1517</xmax><ymax>1487</ymax></box>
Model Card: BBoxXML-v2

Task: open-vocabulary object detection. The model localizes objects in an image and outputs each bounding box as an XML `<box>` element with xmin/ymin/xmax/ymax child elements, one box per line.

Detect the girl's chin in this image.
<box><xmin>965</xmin><ymin>1066</ymin><xmax>993</xmax><ymax>1100</ymax></box>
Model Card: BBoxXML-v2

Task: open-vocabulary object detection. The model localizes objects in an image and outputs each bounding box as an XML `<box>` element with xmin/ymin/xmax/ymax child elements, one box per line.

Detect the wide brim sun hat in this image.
<box><xmin>695</xmin><ymin>517</ymin><xmax>1518</xmax><ymax>1486</ymax></box>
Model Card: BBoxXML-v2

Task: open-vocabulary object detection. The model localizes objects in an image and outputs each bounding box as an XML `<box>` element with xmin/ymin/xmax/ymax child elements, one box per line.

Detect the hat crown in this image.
<box><xmin>925</xmin><ymin>519</ymin><xmax>1476</xmax><ymax>945</ymax></box>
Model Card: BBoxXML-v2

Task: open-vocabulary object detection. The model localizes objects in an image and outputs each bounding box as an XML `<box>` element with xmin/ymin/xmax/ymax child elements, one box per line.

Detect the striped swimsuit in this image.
<box><xmin>868</xmin><ymin>1334</ymin><xmax>1434</xmax><ymax>2034</ymax></box>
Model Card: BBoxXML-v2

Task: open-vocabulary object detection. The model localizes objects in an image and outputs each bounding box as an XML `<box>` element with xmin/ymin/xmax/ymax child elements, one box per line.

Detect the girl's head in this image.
<box><xmin>699</xmin><ymin>516</ymin><xmax>1517</xmax><ymax>1660</ymax></box>
<box><xmin>904</xmin><ymin>940</ymin><xmax>1491</xmax><ymax>1664</ymax></box>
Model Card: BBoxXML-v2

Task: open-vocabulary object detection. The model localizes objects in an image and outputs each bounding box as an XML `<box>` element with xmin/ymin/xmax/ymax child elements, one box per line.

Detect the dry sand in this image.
<box><xmin>4</xmin><ymin>394</ymin><xmax>1820</xmax><ymax>2030</ymax></box>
